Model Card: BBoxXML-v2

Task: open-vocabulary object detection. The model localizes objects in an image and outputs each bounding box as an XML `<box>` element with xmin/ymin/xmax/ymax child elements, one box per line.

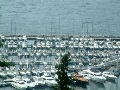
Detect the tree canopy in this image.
<box><xmin>0</xmin><ymin>41</ymin><xmax>3</xmax><ymax>47</ymax></box>
<box><xmin>0</xmin><ymin>61</ymin><xmax>14</xmax><ymax>67</ymax></box>
<box><xmin>53</xmin><ymin>53</ymin><xmax>74</xmax><ymax>90</ymax></box>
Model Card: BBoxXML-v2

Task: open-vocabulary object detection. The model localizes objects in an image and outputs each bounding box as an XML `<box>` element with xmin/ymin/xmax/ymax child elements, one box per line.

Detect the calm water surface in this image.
<box><xmin>0</xmin><ymin>0</ymin><xmax>120</xmax><ymax>35</ymax></box>
<box><xmin>0</xmin><ymin>76</ymin><xmax>120</xmax><ymax>90</ymax></box>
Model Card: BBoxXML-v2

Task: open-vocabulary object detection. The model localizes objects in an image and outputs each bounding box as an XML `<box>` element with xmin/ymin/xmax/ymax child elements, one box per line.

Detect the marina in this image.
<box><xmin>1</xmin><ymin>35</ymin><xmax>120</xmax><ymax>66</ymax></box>
<box><xmin>0</xmin><ymin>35</ymin><xmax>120</xmax><ymax>90</ymax></box>
<box><xmin>1</xmin><ymin>0</ymin><xmax>120</xmax><ymax>90</ymax></box>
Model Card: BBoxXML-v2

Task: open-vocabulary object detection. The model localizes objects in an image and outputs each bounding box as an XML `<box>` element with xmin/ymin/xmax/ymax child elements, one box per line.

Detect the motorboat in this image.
<box><xmin>4</xmin><ymin>76</ymin><xmax>21</xmax><ymax>84</ymax></box>
<box><xmin>41</xmin><ymin>73</ymin><xmax>57</xmax><ymax>86</ymax></box>
<box><xmin>0</xmin><ymin>71</ymin><xmax>6</xmax><ymax>77</ymax></box>
<box><xmin>24</xmin><ymin>78</ymin><xmax>36</xmax><ymax>88</ymax></box>
<box><xmin>26</xmin><ymin>71</ymin><xmax>31</xmax><ymax>75</ymax></box>
<box><xmin>4</xmin><ymin>78</ymin><xmax>14</xmax><ymax>84</ymax></box>
<box><xmin>42</xmin><ymin>76</ymin><xmax>57</xmax><ymax>86</ymax></box>
<box><xmin>83</xmin><ymin>69</ymin><xmax>106</xmax><ymax>83</ymax></box>
<box><xmin>79</xmin><ymin>71</ymin><xmax>91</xmax><ymax>80</ymax></box>
<box><xmin>19</xmin><ymin>71</ymin><xmax>26</xmax><ymax>76</ymax></box>
<box><xmin>33</xmin><ymin>76</ymin><xmax>45</xmax><ymax>86</ymax></box>
<box><xmin>89</xmin><ymin>73</ymin><xmax>106</xmax><ymax>83</ymax></box>
<box><xmin>72</xmin><ymin>73</ymin><xmax>89</xmax><ymax>84</ymax></box>
<box><xmin>102</xmin><ymin>71</ymin><xmax>117</xmax><ymax>80</ymax></box>
<box><xmin>11</xmin><ymin>80</ymin><xmax>28</xmax><ymax>90</ymax></box>
<box><xmin>6</xmin><ymin>71</ymin><xmax>15</xmax><ymax>77</ymax></box>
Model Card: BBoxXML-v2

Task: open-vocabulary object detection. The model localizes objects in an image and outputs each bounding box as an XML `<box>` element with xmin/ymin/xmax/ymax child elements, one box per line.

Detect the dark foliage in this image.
<box><xmin>0</xmin><ymin>42</ymin><xmax>3</xmax><ymax>48</ymax></box>
<box><xmin>53</xmin><ymin>53</ymin><xmax>74</xmax><ymax>90</ymax></box>
<box><xmin>0</xmin><ymin>61</ymin><xmax>15</xmax><ymax>67</ymax></box>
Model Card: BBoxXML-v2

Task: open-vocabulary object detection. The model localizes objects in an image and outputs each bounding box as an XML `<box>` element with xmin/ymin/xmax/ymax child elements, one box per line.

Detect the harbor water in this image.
<box><xmin>0</xmin><ymin>77</ymin><xmax>120</xmax><ymax>90</ymax></box>
<box><xmin>0</xmin><ymin>0</ymin><xmax>120</xmax><ymax>35</ymax></box>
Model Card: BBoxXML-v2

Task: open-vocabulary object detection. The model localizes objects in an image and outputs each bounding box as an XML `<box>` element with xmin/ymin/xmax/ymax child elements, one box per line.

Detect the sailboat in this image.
<box><xmin>114</xmin><ymin>58</ymin><xmax>120</xmax><ymax>76</ymax></box>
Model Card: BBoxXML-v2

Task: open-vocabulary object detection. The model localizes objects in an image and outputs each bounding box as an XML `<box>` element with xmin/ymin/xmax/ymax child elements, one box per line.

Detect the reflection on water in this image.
<box><xmin>0</xmin><ymin>77</ymin><xmax>120</xmax><ymax>90</ymax></box>
<box><xmin>72</xmin><ymin>83</ymin><xmax>87</xmax><ymax>89</ymax></box>
<box><xmin>88</xmin><ymin>81</ymin><xmax>106</xmax><ymax>90</ymax></box>
<box><xmin>107</xmin><ymin>79</ymin><xmax>116</xmax><ymax>84</ymax></box>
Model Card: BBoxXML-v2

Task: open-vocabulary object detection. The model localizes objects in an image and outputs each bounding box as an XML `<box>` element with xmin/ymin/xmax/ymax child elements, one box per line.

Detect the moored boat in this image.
<box><xmin>72</xmin><ymin>73</ymin><xmax>89</xmax><ymax>84</ymax></box>
<box><xmin>102</xmin><ymin>71</ymin><xmax>117</xmax><ymax>80</ymax></box>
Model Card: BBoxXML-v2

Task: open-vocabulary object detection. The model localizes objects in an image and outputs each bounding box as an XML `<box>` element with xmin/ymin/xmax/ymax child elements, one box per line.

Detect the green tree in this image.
<box><xmin>0</xmin><ymin>60</ymin><xmax>14</xmax><ymax>67</ymax></box>
<box><xmin>0</xmin><ymin>41</ymin><xmax>3</xmax><ymax>48</ymax></box>
<box><xmin>53</xmin><ymin>53</ymin><xmax>74</xmax><ymax>90</ymax></box>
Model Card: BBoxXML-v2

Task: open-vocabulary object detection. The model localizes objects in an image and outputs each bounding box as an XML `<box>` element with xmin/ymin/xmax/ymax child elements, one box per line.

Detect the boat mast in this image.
<box><xmin>15</xmin><ymin>22</ymin><xmax>17</xmax><ymax>35</ymax></box>
<box><xmin>11</xmin><ymin>20</ymin><xmax>13</xmax><ymax>35</ymax></box>
<box><xmin>58</xmin><ymin>14</ymin><xmax>60</xmax><ymax>36</ymax></box>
